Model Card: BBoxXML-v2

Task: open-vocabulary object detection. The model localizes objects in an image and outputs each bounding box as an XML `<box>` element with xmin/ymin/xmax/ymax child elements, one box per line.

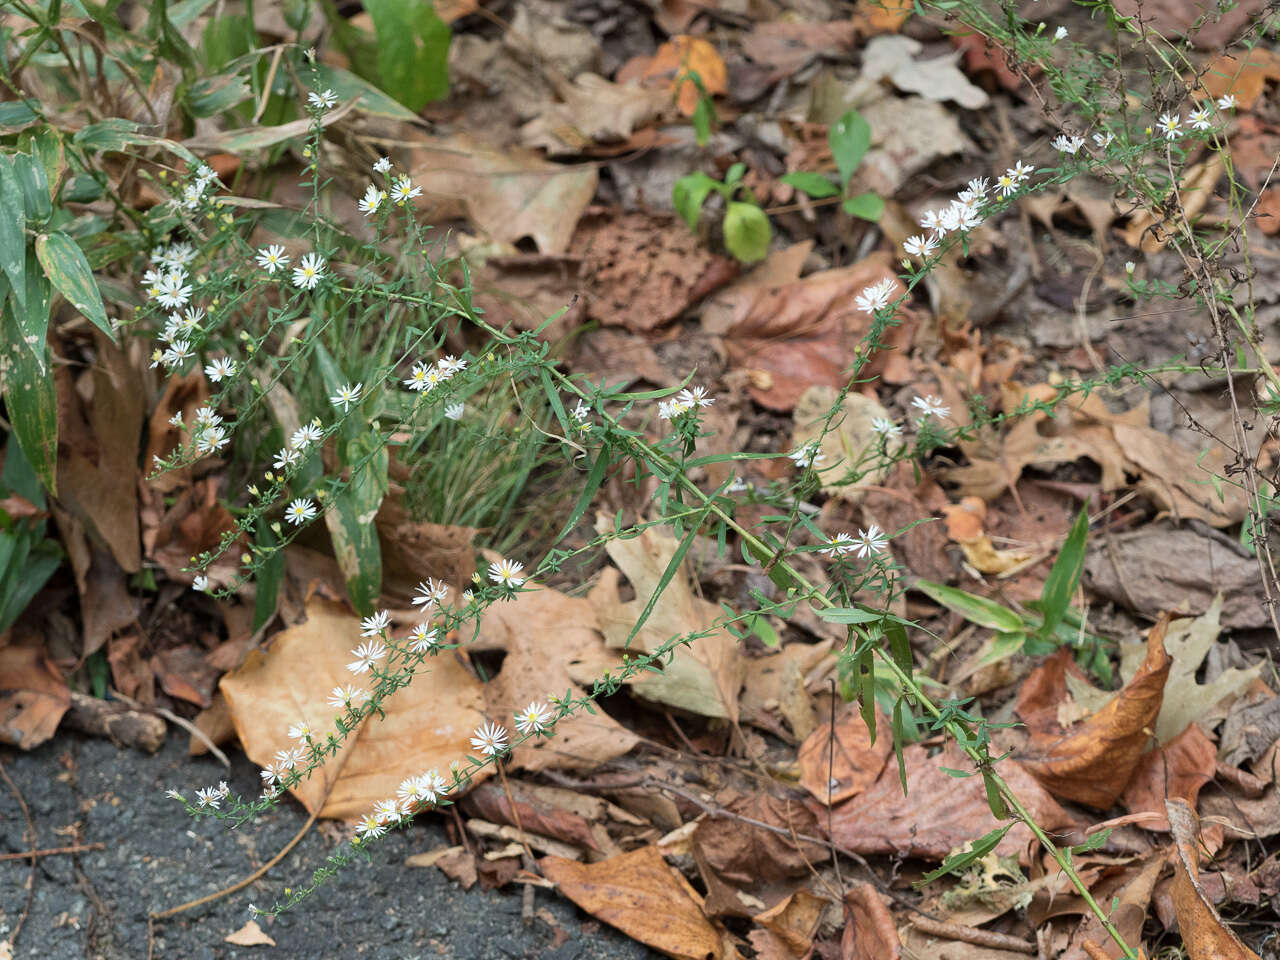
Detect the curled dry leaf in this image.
<box><xmin>753</xmin><ymin>888</ymin><xmax>829</xmax><ymax>955</ymax></box>
<box><xmin>842</xmin><ymin>883</ymin><xmax>901</xmax><ymax>960</ymax></box>
<box><xmin>472</xmin><ymin>582</ymin><xmax>637</xmax><ymax>771</ymax></box>
<box><xmin>224</xmin><ymin>920</ymin><xmax>275</xmax><ymax>947</ymax></box>
<box><xmin>220</xmin><ymin>596</ymin><xmax>488</xmax><ymax>820</ymax></box>
<box><xmin>824</xmin><ymin>743</ymin><xmax>1074</xmax><ymax>861</ymax></box>
<box><xmin>940</xmin><ymin>496</ymin><xmax>1033</xmax><ymax>576</ymax></box>
<box><xmin>1019</xmin><ymin>616</ymin><xmax>1171</xmax><ymax>809</ymax></box>
<box><xmin>1167</xmin><ymin>798</ymin><xmax>1263</xmax><ymax>960</ymax></box>
<box><xmin>0</xmin><ymin>645</ymin><xmax>70</xmax><ymax>750</ymax></box>
<box><xmin>1121</xmin><ymin>723</ymin><xmax>1217</xmax><ymax>832</ymax></box>
<box><xmin>541</xmin><ymin>846</ymin><xmax>722</xmax><ymax>960</ymax></box>
<box><xmin>616</xmin><ymin>36</ymin><xmax>727</xmax><ymax>116</ymax></box>
<box><xmin>797</xmin><ymin>702</ymin><xmax>891</xmax><ymax>805</ymax></box>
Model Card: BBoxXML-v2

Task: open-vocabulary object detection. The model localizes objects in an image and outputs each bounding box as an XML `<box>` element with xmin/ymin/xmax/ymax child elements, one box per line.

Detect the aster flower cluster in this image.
<box><xmin>821</xmin><ymin>524</ymin><xmax>890</xmax><ymax>560</ymax></box>
<box><xmin>174</xmin><ymin>163</ymin><xmax>220</xmax><ymax>211</ymax></box>
<box><xmin>403</xmin><ymin>354</ymin><xmax>467</xmax><ymax>393</ymax></box>
<box><xmin>658</xmin><ymin>385</ymin><xmax>715</xmax><ymax>420</ymax></box>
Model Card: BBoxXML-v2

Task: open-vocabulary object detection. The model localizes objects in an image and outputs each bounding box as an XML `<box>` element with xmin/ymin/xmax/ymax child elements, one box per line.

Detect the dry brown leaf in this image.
<box><xmin>1063</xmin><ymin>854</ymin><xmax>1163</xmax><ymax>960</ymax></box>
<box><xmin>853</xmin><ymin>0</ymin><xmax>912</xmax><ymax>35</ymax></box>
<box><xmin>1109</xmin><ymin>0</ymin><xmax>1268</xmax><ymax>49</ymax></box>
<box><xmin>1121</xmin><ymin>723</ymin><xmax>1217</xmax><ymax>832</ymax></box>
<box><xmin>590</xmin><ymin>515</ymin><xmax>744</xmax><ymax>721</ymax></box>
<box><xmin>541</xmin><ymin>846</ymin><xmax>723</xmax><ymax>960</ymax></box>
<box><xmin>825</xmin><ymin>743</ymin><xmax>1075</xmax><ymax>861</ymax></box>
<box><xmin>1191</xmin><ymin>48</ymin><xmax>1280</xmax><ymax>109</ymax></box>
<box><xmin>693</xmin><ymin>793</ymin><xmax>829</xmax><ymax>917</ymax></box>
<box><xmin>792</xmin><ymin>388</ymin><xmax>903</xmax><ymax>503</ymax></box>
<box><xmin>1167</xmin><ymin>799</ymin><xmax>1263</xmax><ymax>959</ymax></box>
<box><xmin>0</xmin><ymin>646</ymin><xmax>70</xmax><ymax>750</ymax></box>
<box><xmin>741</xmin><ymin>21</ymin><xmax>858</xmax><ymax>80</ymax></box>
<box><xmin>617</xmin><ymin>36</ymin><xmax>726</xmax><ymax>116</ymax></box>
<box><xmin>753</xmin><ymin>888</ymin><xmax>829</xmax><ymax>955</ymax></box>
<box><xmin>220</xmin><ymin>596</ymin><xmax>488</xmax><ymax>819</ymax></box>
<box><xmin>843</xmin><ymin>883</ymin><xmax>901</xmax><ymax>960</ymax></box>
<box><xmin>142</xmin><ymin>369</ymin><xmax>208</xmax><ymax>495</ymax></box>
<box><xmin>224</xmin><ymin>920</ymin><xmax>275</xmax><ymax>947</ymax></box>
<box><xmin>144</xmin><ymin>477</ymin><xmax>245</xmax><ymax>590</ymax></box>
<box><xmin>941</xmin><ymin>496</ymin><xmax>1033</xmax><ymax>575</ymax></box>
<box><xmin>407</xmin><ymin>133</ymin><xmax>597</xmax><ymax>255</ymax></box>
<box><xmin>1123</xmin><ymin>156</ymin><xmax>1224</xmax><ymax>252</ymax></box>
<box><xmin>521</xmin><ymin>74</ymin><xmax>669</xmax><ymax>156</ymax></box>
<box><xmin>739</xmin><ymin>638</ymin><xmax>833</xmax><ymax>742</ymax></box>
<box><xmin>797</xmin><ymin>702</ymin><xmax>891</xmax><ymax>805</ymax></box>
<box><xmin>472</xmin><ymin>583</ymin><xmax>636</xmax><ymax>771</ymax></box>
<box><xmin>1256</xmin><ymin>187</ymin><xmax>1280</xmax><ymax>235</ymax></box>
<box><xmin>1019</xmin><ymin>616</ymin><xmax>1170</xmax><ymax>809</ymax></box>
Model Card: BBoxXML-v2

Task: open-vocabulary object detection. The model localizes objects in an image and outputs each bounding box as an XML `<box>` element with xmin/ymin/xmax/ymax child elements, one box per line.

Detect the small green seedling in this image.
<box><xmin>673</xmin><ymin>162</ymin><xmax>772</xmax><ymax>263</ymax></box>
<box><xmin>916</xmin><ymin>508</ymin><xmax>1112</xmax><ymax>681</ymax></box>
<box><xmin>781</xmin><ymin>108</ymin><xmax>884</xmax><ymax>222</ymax></box>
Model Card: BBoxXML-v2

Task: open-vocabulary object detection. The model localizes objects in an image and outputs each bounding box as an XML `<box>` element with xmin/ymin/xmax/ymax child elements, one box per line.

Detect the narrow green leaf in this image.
<box><xmin>983</xmin><ymin>770</ymin><xmax>1009</xmax><ymax>820</ymax></box>
<box><xmin>366</xmin><ymin>0</ymin><xmax>451</xmax><ymax>111</ymax></box>
<box><xmin>979</xmin><ymin>630</ymin><xmax>1027</xmax><ymax>666</ymax></box>
<box><xmin>916</xmin><ymin>824</ymin><xmax>1013</xmax><ymax>886</ymax></box>
<box><xmin>1</xmin><ymin>268</ymin><xmax>56</xmax><ymax>493</ymax></box>
<box><xmin>818</xmin><ymin>606</ymin><xmax>883</xmax><ymax>625</ymax></box>
<box><xmin>841</xmin><ymin>191</ymin><xmax>883</xmax><ymax>221</ymax></box>
<box><xmin>829</xmin><ymin>109</ymin><xmax>871</xmax><ymax>190</ymax></box>
<box><xmin>1038</xmin><ymin>508</ymin><xmax>1090</xmax><ymax>639</ymax></box>
<box><xmin>915</xmin><ymin>580</ymin><xmax>1024</xmax><ymax>633</ymax></box>
<box><xmin>780</xmin><ymin>171</ymin><xmax>840</xmax><ymax>198</ymax></box>
<box><xmin>554</xmin><ymin>444</ymin><xmax>610</xmax><ymax>545</ymax></box>
<box><xmin>252</xmin><ymin>521</ymin><xmax>284</xmax><ymax>633</ymax></box>
<box><xmin>0</xmin><ymin>158</ymin><xmax>26</xmax><ymax>308</ymax></box>
<box><xmin>672</xmin><ymin>172</ymin><xmax>718</xmax><ymax>231</ymax></box>
<box><xmin>892</xmin><ymin>697</ymin><xmax>909</xmax><ymax>795</ymax></box>
<box><xmin>324</xmin><ymin>430</ymin><xmax>388</xmax><ymax>616</ymax></box>
<box><xmin>36</xmin><ymin>232</ymin><xmax>115</xmax><ymax>343</ymax></box>
<box><xmin>723</xmin><ymin>201</ymin><xmax>771</xmax><ymax>263</ymax></box>
<box><xmin>886</xmin><ymin>619</ymin><xmax>913</xmax><ymax>678</ymax></box>
<box><xmin>858</xmin><ymin>642</ymin><xmax>876</xmax><ymax>744</ymax></box>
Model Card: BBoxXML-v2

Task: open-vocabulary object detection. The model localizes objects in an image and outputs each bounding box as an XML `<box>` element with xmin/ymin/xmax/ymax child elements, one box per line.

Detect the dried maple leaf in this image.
<box><xmin>1168</xmin><ymin>799</ymin><xmax>1263</xmax><ymax>959</ymax></box>
<box><xmin>541</xmin><ymin>846</ymin><xmax>723</xmax><ymax>960</ymax></box>
<box><xmin>1019</xmin><ymin>616</ymin><xmax>1171</xmax><ymax>809</ymax></box>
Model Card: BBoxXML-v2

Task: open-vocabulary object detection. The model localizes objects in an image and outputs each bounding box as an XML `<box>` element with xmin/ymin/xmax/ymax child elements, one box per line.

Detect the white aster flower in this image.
<box><xmin>195</xmin><ymin>786</ymin><xmax>222</xmax><ymax>809</ymax></box>
<box><xmin>470</xmin><ymin>721</ymin><xmax>509</xmax><ymax>757</ymax></box>
<box><xmin>412</xmin><ymin>578</ymin><xmax>449</xmax><ymax>607</ymax></box>
<box><xmin>330</xmin><ymin>382</ymin><xmax>362</xmax><ymax>411</ymax></box>
<box><xmin>1189</xmin><ymin>106</ymin><xmax>1212</xmax><ymax>130</ymax></box>
<box><xmin>855</xmin><ymin>278</ymin><xmax>897</xmax><ymax>315</ymax></box>
<box><xmin>357</xmin><ymin>184</ymin><xmax>385</xmax><ymax>216</ymax></box>
<box><xmin>291</xmin><ymin>423</ymin><xmax>323</xmax><ymax>448</ymax></box>
<box><xmin>165</xmin><ymin>789</ymin><xmax>183</xmax><ymax>801</ymax></box>
<box><xmin>285</xmin><ymin>498</ymin><xmax>316</xmax><ymax>525</ymax></box>
<box><xmin>420</xmin><ymin>770</ymin><xmax>449</xmax><ymax>803</ymax></box>
<box><xmin>204</xmin><ymin>356</ymin><xmax>235</xmax><ymax>382</ymax></box>
<box><xmin>288</xmin><ymin>721</ymin><xmax>314</xmax><ymax>741</ymax></box>
<box><xmin>404</xmin><ymin>362</ymin><xmax>436</xmax><ymax>391</ymax></box>
<box><xmin>1011</xmin><ymin>160</ymin><xmax>1034</xmax><ymax>182</ymax></box>
<box><xmin>514</xmin><ymin>701</ymin><xmax>554</xmax><ymax>736</ymax></box>
<box><xmin>360</xmin><ymin>611</ymin><xmax>392</xmax><ymax>637</ymax></box>
<box><xmin>193</xmin><ymin>424</ymin><xmax>229</xmax><ymax>454</ymax></box>
<box><xmin>1092</xmin><ymin>130</ymin><xmax>1115</xmax><ymax>149</ymax></box>
<box><xmin>871</xmin><ymin>417</ymin><xmax>902</xmax><ymax>438</ymax></box>
<box><xmin>273</xmin><ymin>446</ymin><xmax>300</xmax><ymax>470</ymax></box>
<box><xmin>1157</xmin><ymin>112</ymin><xmax>1183</xmax><ymax>141</ymax></box>
<box><xmin>572</xmin><ymin>399</ymin><xmax>590</xmax><ymax>421</ymax></box>
<box><xmin>903</xmin><ymin>234</ymin><xmax>939</xmax><ymax>258</ymax></box>
<box><xmin>911</xmin><ymin>394</ymin><xmax>950</xmax><ymax>418</ymax></box>
<box><xmin>488</xmin><ymin>558</ymin><xmax>525</xmax><ymax>588</ymax></box>
<box><xmin>355</xmin><ymin>811</ymin><xmax>386</xmax><ymax>840</ymax></box>
<box><xmin>328</xmin><ymin>684</ymin><xmax>368</xmax><ymax>709</ymax></box>
<box><xmin>1053</xmin><ymin>25</ymin><xmax>1067</xmax><ymax>40</ymax></box>
<box><xmin>1051</xmin><ymin>134</ymin><xmax>1085</xmax><ymax>154</ymax></box>
<box><xmin>374</xmin><ymin>798</ymin><xmax>404</xmax><ymax>823</ymax></box>
<box><xmin>1125</xmin><ymin>260</ymin><xmax>1136</xmax><ymax>274</ymax></box>
<box><xmin>1216</xmin><ymin>93</ymin><xmax>1236</xmax><ymax>110</ymax></box>
<box><xmin>437</xmin><ymin>355</ymin><xmax>467</xmax><ymax>376</ymax></box>
<box><xmin>292</xmin><ymin>252</ymin><xmax>326</xmax><ymax>290</ymax></box>
<box><xmin>821</xmin><ymin>532</ymin><xmax>857</xmax><ymax>557</ymax></box>
<box><xmin>406</xmin><ymin>624</ymin><xmax>438</xmax><ymax>653</ymax></box>
<box><xmin>789</xmin><ymin>442</ymin><xmax>825</xmax><ymax>469</ymax></box>
<box><xmin>256</xmin><ymin>245</ymin><xmax>290</xmax><ymax>274</ymax></box>
<box><xmin>168</xmin><ymin>412</ymin><xmax>185</xmax><ymax>428</ymax></box>
<box><xmin>444</xmin><ymin>402</ymin><xmax>464</xmax><ymax>421</ymax></box>
<box><xmin>677</xmin><ymin>385</ymin><xmax>714</xmax><ymax>409</ymax></box>
<box><xmin>853</xmin><ymin>524</ymin><xmax>889</xmax><ymax>558</ymax></box>
<box><xmin>155</xmin><ymin>274</ymin><xmax>193</xmax><ymax>309</ymax></box>
<box><xmin>390</xmin><ymin>175</ymin><xmax>421</xmax><ymax>203</ymax></box>
<box><xmin>373</xmin><ymin>157</ymin><xmax>392</xmax><ymax>174</ymax></box>
<box><xmin>307</xmin><ymin>88</ymin><xmax>338</xmax><ymax>110</ymax></box>
<box><xmin>193</xmin><ymin>574</ymin><xmax>209</xmax><ymax>592</ymax></box>
<box><xmin>274</xmin><ymin>746</ymin><xmax>304</xmax><ymax>768</ymax></box>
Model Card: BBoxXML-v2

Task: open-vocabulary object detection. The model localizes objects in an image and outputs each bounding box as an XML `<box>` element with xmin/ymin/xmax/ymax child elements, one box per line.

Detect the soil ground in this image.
<box><xmin>0</xmin><ymin>732</ymin><xmax>652</xmax><ymax>960</ymax></box>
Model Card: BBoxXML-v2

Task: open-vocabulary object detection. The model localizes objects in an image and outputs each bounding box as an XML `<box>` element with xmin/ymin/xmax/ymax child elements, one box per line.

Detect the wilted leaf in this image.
<box><xmin>521</xmin><ymin>74</ymin><xmax>669</xmax><ymax>156</ymax></box>
<box><xmin>797</xmin><ymin>702</ymin><xmax>890</xmax><ymax>804</ymax></box>
<box><xmin>1064</xmin><ymin>854</ymin><xmax>1164</xmax><ymax>960</ymax></box>
<box><xmin>0</xmin><ymin>646</ymin><xmax>69</xmax><ymax>750</ymax></box>
<box><xmin>472</xmin><ymin>584</ymin><xmax>637</xmax><ymax>771</ymax></box>
<box><xmin>541</xmin><ymin>846</ymin><xmax>722</xmax><ymax>960</ymax></box>
<box><xmin>824</xmin><ymin>743</ymin><xmax>1075</xmax><ymax>860</ymax></box>
<box><xmin>220</xmin><ymin>596</ymin><xmax>488</xmax><ymax>819</ymax></box>
<box><xmin>224</xmin><ymin>920</ymin><xmax>275</xmax><ymax>946</ymax></box>
<box><xmin>1019</xmin><ymin>616</ymin><xmax>1170</xmax><ymax>809</ymax></box>
<box><xmin>753</xmin><ymin>888</ymin><xmax>829</xmax><ymax>955</ymax></box>
<box><xmin>590</xmin><ymin>516</ymin><xmax>744</xmax><ymax>722</ymax></box>
<box><xmin>1167</xmin><ymin>798</ymin><xmax>1263</xmax><ymax>959</ymax></box>
<box><xmin>843</xmin><ymin>883</ymin><xmax>901</xmax><ymax>960</ymax></box>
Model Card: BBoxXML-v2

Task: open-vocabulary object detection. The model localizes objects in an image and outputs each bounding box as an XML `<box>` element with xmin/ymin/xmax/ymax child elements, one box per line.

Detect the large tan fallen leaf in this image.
<box><xmin>541</xmin><ymin>846</ymin><xmax>722</xmax><ymax>960</ymax></box>
<box><xmin>1167</xmin><ymin>799</ymin><xmax>1263</xmax><ymax>959</ymax></box>
<box><xmin>1121</xmin><ymin>723</ymin><xmax>1216</xmax><ymax>832</ymax></box>
<box><xmin>824</xmin><ymin>743</ymin><xmax>1075</xmax><ymax>861</ymax></box>
<box><xmin>590</xmin><ymin>515</ymin><xmax>744</xmax><ymax>721</ymax></box>
<box><xmin>857</xmin><ymin>96</ymin><xmax>972</xmax><ymax>196</ymax></box>
<box><xmin>1018</xmin><ymin>616</ymin><xmax>1170</xmax><ymax>809</ymax></box>
<box><xmin>407</xmin><ymin>133</ymin><xmax>597</xmax><ymax>255</ymax></box>
<box><xmin>521</xmin><ymin>74</ymin><xmax>669</xmax><ymax>156</ymax></box>
<box><xmin>0</xmin><ymin>646</ymin><xmax>69</xmax><ymax>750</ymax></box>
<box><xmin>471</xmin><ymin>584</ymin><xmax>637</xmax><ymax>771</ymax></box>
<box><xmin>1062</xmin><ymin>595</ymin><xmax>1260</xmax><ymax>743</ymax></box>
<box><xmin>224</xmin><ymin>920</ymin><xmax>275</xmax><ymax>946</ymax></box>
<box><xmin>844</xmin><ymin>883</ymin><xmax>901</xmax><ymax>960</ymax></box>
<box><xmin>741</xmin><ymin>21</ymin><xmax>858</xmax><ymax>81</ymax></box>
<box><xmin>859</xmin><ymin>35</ymin><xmax>989</xmax><ymax>109</ymax></box>
<box><xmin>797</xmin><ymin>702</ymin><xmax>890</xmax><ymax>805</ymax></box>
<box><xmin>220</xmin><ymin>596</ymin><xmax>488</xmax><ymax>820</ymax></box>
<box><xmin>791</xmin><ymin>387</ymin><xmax>903</xmax><ymax>503</ymax></box>
<box><xmin>1063</xmin><ymin>854</ymin><xmax>1164</xmax><ymax>960</ymax></box>
<box><xmin>739</xmin><ymin>638</ymin><xmax>833</xmax><ymax>742</ymax></box>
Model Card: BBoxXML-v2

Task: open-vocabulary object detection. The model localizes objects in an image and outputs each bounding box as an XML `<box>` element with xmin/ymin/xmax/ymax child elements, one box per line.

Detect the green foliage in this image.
<box><xmin>0</xmin><ymin>439</ymin><xmax>62</xmax><ymax>634</ymax></box>
<box><xmin>785</xmin><ymin>109</ymin><xmax>883</xmax><ymax>222</ymax></box>
<box><xmin>364</xmin><ymin>0</ymin><xmax>451</xmax><ymax>111</ymax></box>
<box><xmin>672</xmin><ymin>163</ymin><xmax>772</xmax><ymax>263</ymax></box>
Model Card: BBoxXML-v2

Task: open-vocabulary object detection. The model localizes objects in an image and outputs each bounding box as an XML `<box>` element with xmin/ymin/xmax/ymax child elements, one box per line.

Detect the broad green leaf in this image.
<box><xmin>915</xmin><ymin>580</ymin><xmax>1024</xmax><ymax>633</ymax></box>
<box><xmin>1038</xmin><ymin>508</ymin><xmax>1090</xmax><ymax>639</ymax></box>
<box><xmin>842</xmin><ymin>191</ymin><xmax>883</xmax><ymax>221</ymax></box>
<box><xmin>0</xmin><ymin>158</ymin><xmax>26</xmax><ymax>308</ymax></box>
<box><xmin>916</xmin><ymin>824</ymin><xmax>1013</xmax><ymax>886</ymax></box>
<box><xmin>73</xmin><ymin>119</ymin><xmax>200</xmax><ymax>167</ymax></box>
<box><xmin>723</xmin><ymin>201</ymin><xmax>771</xmax><ymax>263</ymax></box>
<box><xmin>0</xmin><ymin>101</ymin><xmax>39</xmax><ymax>134</ymax></box>
<box><xmin>983</xmin><ymin>770</ymin><xmax>1009</xmax><ymax>820</ymax></box>
<box><xmin>324</xmin><ymin>430</ymin><xmax>388</xmax><ymax>615</ymax></box>
<box><xmin>780</xmin><ymin>171</ymin><xmax>840</xmax><ymax>198</ymax></box>
<box><xmin>252</xmin><ymin>519</ymin><xmax>284</xmax><ymax>632</ymax></box>
<box><xmin>672</xmin><ymin>171</ymin><xmax>719</xmax><ymax>231</ymax></box>
<box><xmin>1</xmin><ymin>267</ymin><xmax>56</xmax><ymax>493</ymax></box>
<box><xmin>829</xmin><ymin>109</ymin><xmax>871</xmax><ymax>190</ymax></box>
<box><xmin>21</xmin><ymin>127</ymin><xmax>64</xmax><ymax>204</ymax></box>
<box><xmin>819</xmin><ymin>605</ymin><xmax>883</xmax><ymax>625</ymax></box>
<box><xmin>9</xmin><ymin>152</ymin><xmax>50</xmax><ymax>223</ymax></box>
<box><xmin>366</xmin><ymin>0</ymin><xmax>451</xmax><ymax>111</ymax></box>
<box><xmin>978</xmin><ymin>630</ymin><xmax>1027</xmax><ymax>666</ymax></box>
<box><xmin>35</xmin><ymin>232</ymin><xmax>115</xmax><ymax>343</ymax></box>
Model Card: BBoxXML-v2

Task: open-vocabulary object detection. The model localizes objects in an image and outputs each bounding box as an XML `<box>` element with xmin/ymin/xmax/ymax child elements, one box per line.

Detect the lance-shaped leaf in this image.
<box><xmin>36</xmin><ymin>232</ymin><xmax>115</xmax><ymax>343</ymax></box>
